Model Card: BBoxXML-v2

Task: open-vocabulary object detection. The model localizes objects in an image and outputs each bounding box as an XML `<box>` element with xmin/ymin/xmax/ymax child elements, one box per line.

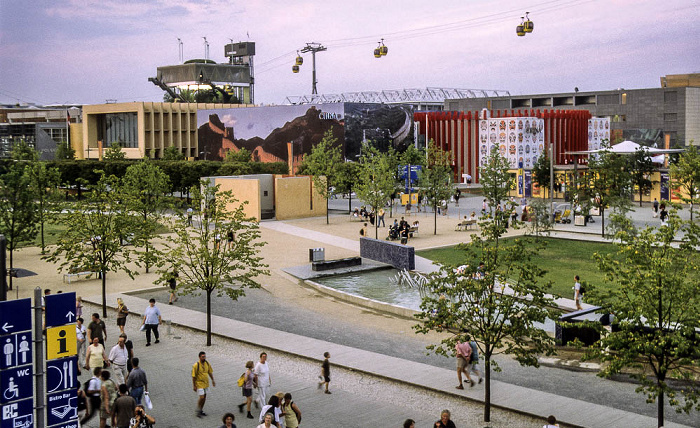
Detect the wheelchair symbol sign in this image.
<box><xmin>0</xmin><ymin>366</ymin><xmax>32</xmax><ymax>404</ymax></box>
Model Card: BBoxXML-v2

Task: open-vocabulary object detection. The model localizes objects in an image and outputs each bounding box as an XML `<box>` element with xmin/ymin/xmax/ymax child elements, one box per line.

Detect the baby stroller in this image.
<box><xmin>560</xmin><ymin>209</ymin><xmax>572</xmax><ymax>223</ymax></box>
<box><xmin>387</xmin><ymin>225</ymin><xmax>400</xmax><ymax>241</ymax></box>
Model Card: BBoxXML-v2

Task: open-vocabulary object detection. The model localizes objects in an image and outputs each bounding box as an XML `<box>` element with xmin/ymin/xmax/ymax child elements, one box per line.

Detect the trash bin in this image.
<box><xmin>309</xmin><ymin>248</ymin><xmax>325</xmax><ymax>262</ymax></box>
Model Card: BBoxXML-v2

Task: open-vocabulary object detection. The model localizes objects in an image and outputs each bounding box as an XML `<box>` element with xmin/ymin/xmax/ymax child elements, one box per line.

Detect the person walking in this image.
<box><xmin>653</xmin><ymin>198</ymin><xmax>659</xmax><ymax>217</ymax></box>
<box><xmin>254</xmin><ymin>352</ymin><xmax>271</xmax><ymax>409</ymax></box>
<box><xmin>109</xmin><ymin>334</ymin><xmax>129</xmax><ymax>385</ymax></box>
<box><xmin>192</xmin><ymin>351</ymin><xmax>216</xmax><ymax>418</ymax></box>
<box><xmin>187</xmin><ymin>207</ymin><xmax>193</xmax><ymax>226</ymax></box>
<box><xmin>126</xmin><ymin>357</ymin><xmax>148</xmax><ymax>405</ymax></box>
<box><xmin>455</xmin><ymin>340</ymin><xmax>473</xmax><ymax>389</ymax></box>
<box><xmin>80</xmin><ymin>367</ymin><xmax>102</xmax><ymax>426</ymax></box>
<box><xmin>574</xmin><ymin>275</ymin><xmax>583</xmax><ymax>311</ymax></box>
<box><xmin>377</xmin><ymin>208</ymin><xmax>385</xmax><ymax>227</ymax></box>
<box><xmin>116</xmin><ymin>298</ymin><xmax>129</xmax><ymax>334</ymax></box>
<box><xmin>112</xmin><ymin>384</ymin><xmax>136</xmax><ymax>428</ymax></box>
<box><xmin>467</xmin><ymin>336</ymin><xmax>483</xmax><ymax>384</ymax></box>
<box><xmin>318</xmin><ymin>351</ymin><xmax>331</xmax><ymax>394</ymax></box>
<box><xmin>86</xmin><ymin>336</ymin><xmax>109</xmax><ymax>371</ymax></box>
<box><xmin>76</xmin><ymin>317</ymin><xmax>87</xmax><ymax>373</ymax></box>
<box><xmin>87</xmin><ymin>313</ymin><xmax>107</xmax><ymax>346</ymax></box>
<box><xmin>168</xmin><ymin>270</ymin><xmax>179</xmax><ymax>305</ymax></box>
<box><xmin>282</xmin><ymin>392</ymin><xmax>301</xmax><ymax>428</ymax></box>
<box><xmin>99</xmin><ymin>370</ymin><xmax>118</xmax><ymax>428</ymax></box>
<box><xmin>238</xmin><ymin>360</ymin><xmax>255</xmax><ymax>419</ymax></box>
<box><xmin>141</xmin><ymin>298</ymin><xmax>161</xmax><ymax>346</ymax></box>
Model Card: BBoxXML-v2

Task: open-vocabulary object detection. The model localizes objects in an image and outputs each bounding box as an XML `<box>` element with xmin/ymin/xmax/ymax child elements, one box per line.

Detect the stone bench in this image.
<box><xmin>63</xmin><ymin>271</ymin><xmax>95</xmax><ymax>283</ymax></box>
<box><xmin>312</xmin><ymin>257</ymin><xmax>362</xmax><ymax>271</ymax></box>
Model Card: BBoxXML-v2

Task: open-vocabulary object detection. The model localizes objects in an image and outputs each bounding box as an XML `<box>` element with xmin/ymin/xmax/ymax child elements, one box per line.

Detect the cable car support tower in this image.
<box><xmin>300</xmin><ymin>42</ymin><xmax>326</xmax><ymax>95</ymax></box>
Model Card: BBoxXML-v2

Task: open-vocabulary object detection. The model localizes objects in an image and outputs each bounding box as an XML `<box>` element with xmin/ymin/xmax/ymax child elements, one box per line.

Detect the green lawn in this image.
<box><xmin>417</xmin><ymin>237</ymin><xmax>618</xmax><ymax>298</ymax></box>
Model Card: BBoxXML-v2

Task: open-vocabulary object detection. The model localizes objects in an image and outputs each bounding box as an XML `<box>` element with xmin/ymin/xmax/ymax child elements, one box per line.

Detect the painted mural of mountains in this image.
<box><xmin>198</xmin><ymin>106</ymin><xmax>343</xmax><ymax>162</ymax></box>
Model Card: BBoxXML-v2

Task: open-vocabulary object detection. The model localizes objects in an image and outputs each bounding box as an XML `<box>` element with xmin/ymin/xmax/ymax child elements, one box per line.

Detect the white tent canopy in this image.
<box><xmin>566</xmin><ymin>141</ymin><xmax>684</xmax><ymax>164</ymax></box>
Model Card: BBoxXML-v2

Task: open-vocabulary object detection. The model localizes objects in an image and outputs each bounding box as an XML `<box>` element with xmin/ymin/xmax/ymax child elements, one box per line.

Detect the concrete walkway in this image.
<box><xmin>92</xmin><ymin>291</ymin><xmax>690</xmax><ymax>428</ymax></box>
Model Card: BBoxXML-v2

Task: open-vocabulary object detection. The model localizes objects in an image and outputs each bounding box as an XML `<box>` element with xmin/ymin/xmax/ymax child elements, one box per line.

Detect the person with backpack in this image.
<box><xmin>282</xmin><ymin>392</ymin><xmax>301</xmax><ymax>428</ymax></box>
<box><xmin>81</xmin><ymin>367</ymin><xmax>103</xmax><ymax>426</ymax></box>
<box><xmin>192</xmin><ymin>351</ymin><xmax>216</xmax><ymax>418</ymax></box>
<box><xmin>467</xmin><ymin>336</ymin><xmax>483</xmax><ymax>385</ymax></box>
<box><xmin>237</xmin><ymin>360</ymin><xmax>255</xmax><ymax>419</ymax></box>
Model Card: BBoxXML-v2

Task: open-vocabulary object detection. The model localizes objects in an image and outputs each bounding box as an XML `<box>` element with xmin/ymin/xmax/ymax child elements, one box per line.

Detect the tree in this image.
<box><xmin>155</xmin><ymin>181</ymin><xmax>269</xmax><ymax>346</ymax></box>
<box><xmin>121</xmin><ymin>161</ymin><xmax>170</xmax><ymax>273</ymax></box>
<box><xmin>299</xmin><ymin>130</ymin><xmax>343</xmax><ymax>224</ymax></box>
<box><xmin>628</xmin><ymin>147</ymin><xmax>656</xmax><ymax>208</ymax></box>
<box><xmin>103</xmin><ymin>142</ymin><xmax>126</xmax><ymax>161</ymax></box>
<box><xmin>0</xmin><ymin>162</ymin><xmax>38</xmax><ymax>290</ymax></box>
<box><xmin>588</xmin><ymin>211</ymin><xmax>700</xmax><ymax>427</ymax></box>
<box><xmin>334</xmin><ymin>161</ymin><xmax>360</xmax><ymax>214</ymax></box>
<box><xmin>480</xmin><ymin>147</ymin><xmax>516</xmax><ymax>234</ymax></box>
<box><xmin>55</xmin><ymin>140</ymin><xmax>76</xmax><ymax>160</ymax></box>
<box><xmin>532</xmin><ymin>152</ymin><xmax>553</xmax><ymax>199</ymax></box>
<box><xmin>415</xmin><ymin>217</ymin><xmax>557</xmax><ymax>422</ymax></box>
<box><xmin>45</xmin><ymin>173</ymin><xmax>140</xmax><ymax>317</ymax></box>
<box><xmin>223</xmin><ymin>147</ymin><xmax>252</xmax><ymax>163</ymax></box>
<box><xmin>577</xmin><ymin>146</ymin><xmax>631</xmax><ymax>237</ymax></box>
<box><xmin>670</xmin><ymin>144</ymin><xmax>700</xmax><ymax>221</ymax></box>
<box><xmin>162</xmin><ymin>146</ymin><xmax>185</xmax><ymax>161</ymax></box>
<box><xmin>29</xmin><ymin>162</ymin><xmax>62</xmax><ymax>253</ymax></box>
<box><xmin>355</xmin><ymin>146</ymin><xmax>395</xmax><ymax>239</ymax></box>
<box><xmin>416</xmin><ymin>141</ymin><xmax>453</xmax><ymax>235</ymax></box>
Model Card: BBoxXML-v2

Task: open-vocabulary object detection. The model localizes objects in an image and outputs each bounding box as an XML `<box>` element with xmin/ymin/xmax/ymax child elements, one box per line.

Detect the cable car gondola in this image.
<box><xmin>374</xmin><ymin>38</ymin><xmax>388</xmax><ymax>58</ymax></box>
<box><xmin>295</xmin><ymin>51</ymin><xmax>303</xmax><ymax>66</ymax></box>
<box><xmin>292</xmin><ymin>65</ymin><xmax>300</xmax><ymax>73</ymax></box>
<box><xmin>523</xmin><ymin>12</ymin><xmax>534</xmax><ymax>33</ymax></box>
<box><xmin>516</xmin><ymin>17</ymin><xmax>526</xmax><ymax>37</ymax></box>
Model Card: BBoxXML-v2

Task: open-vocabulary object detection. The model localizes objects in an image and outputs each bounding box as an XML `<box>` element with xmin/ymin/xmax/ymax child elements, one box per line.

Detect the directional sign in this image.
<box><xmin>45</xmin><ymin>292</ymin><xmax>77</xmax><ymax>328</ymax></box>
<box><xmin>48</xmin><ymin>421</ymin><xmax>78</xmax><ymax>428</ymax></box>
<box><xmin>46</xmin><ymin>326</ymin><xmax>76</xmax><ymax>361</ymax></box>
<box><xmin>47</xmin><ymin>357</ymin><xmax>77</xmax><ymax>393</ymax></box>
<box><xmin>0</xmin><ymin>366</ymin><xmax>32</xmax><ymax>404</ymax></box>
<box><xmin>46</xmin><ymin>390</ymin><xmax>77</xmax><ymax>427</ymax></box>
<box><xmin>0</xmin><ymin>299</ymin><xmax>31</xmax><ymax>337</ymax></box>
<box><xmin>1</xmin><ymin>397</ymin><xmax>33</xmax><ymax>428</ymax></box>
<box><xmin>0</xmin><ymin>333</ymin><xmax>32</xmax><ymax>370</ymax></box>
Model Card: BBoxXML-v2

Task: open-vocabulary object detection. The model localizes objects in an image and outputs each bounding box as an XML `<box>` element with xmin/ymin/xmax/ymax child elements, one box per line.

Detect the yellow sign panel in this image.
<box><xmin>46</xmin><ymin>325</ymin><xmax>77</xmax><ymax>360</ymax></box>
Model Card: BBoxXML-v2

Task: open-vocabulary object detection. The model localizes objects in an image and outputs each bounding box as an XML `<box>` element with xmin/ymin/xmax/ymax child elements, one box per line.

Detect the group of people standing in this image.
<box><xmin>198</xmin><ymin>351</ymin><xmax>321</xmax><ymax>428</ymax></box>
<box><xmin>73</xmin><ymin>295</ymin><xmax>162</xmax><ymax>428</ymax></box>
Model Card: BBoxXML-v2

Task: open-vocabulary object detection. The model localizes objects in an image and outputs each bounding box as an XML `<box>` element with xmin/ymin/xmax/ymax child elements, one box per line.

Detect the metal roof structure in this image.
<box><xmin>283</xmin><ymin>87</ymin><xmax>511</xmax><ymax>105</ymax></box>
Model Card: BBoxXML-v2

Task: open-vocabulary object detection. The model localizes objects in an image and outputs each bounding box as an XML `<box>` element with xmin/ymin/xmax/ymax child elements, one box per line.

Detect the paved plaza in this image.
<box><xmin>6</xmin><ymin>194</ymin><xmax>699</xmax><ymax>427</ymax></box>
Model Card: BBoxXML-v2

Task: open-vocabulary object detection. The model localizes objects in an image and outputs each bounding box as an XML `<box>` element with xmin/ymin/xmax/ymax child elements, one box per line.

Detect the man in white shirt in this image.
<box><xmin>109</xmin><ymin>334</ymin><xmax>130</xmax><ymax>385</ymax></box>
<box><xmin>253</xmin><ymin>352</ymin><xmax>271</xmax><ymax>408</ymax></box>
<box><xmin>81</xmin><ymin>367</ymin><xmax>102</xmax><ymax>426</ymax></box>
<box><xmin>76</xmin><ymin>317</ymin><xmax>87</xmax><ymax>372</ymax></box>
<box><xmin>141</xmin><ymin>298</ymin><xmax>161</xmax><ymax>346</ymax></box>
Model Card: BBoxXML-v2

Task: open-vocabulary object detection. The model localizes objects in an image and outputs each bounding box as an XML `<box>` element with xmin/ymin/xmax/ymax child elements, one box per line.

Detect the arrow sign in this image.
<box><xmin>0</xmin><ymin>299</ymin><xmax>31</xmax><ymax>337</ymax></box>
<box><xmin>45</xmin><ymin>292</ymin><xmax>77</xmax><ymax>328</ymax></box>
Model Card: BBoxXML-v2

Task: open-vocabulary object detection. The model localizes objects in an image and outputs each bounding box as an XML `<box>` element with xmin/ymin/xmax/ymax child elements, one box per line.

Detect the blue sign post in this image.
<box><xmin>0</xmin><ymin>299</ymin><xmax>31</xmax><ymax>336</ymax></box>
<box><xmin>45</xmin><ymin>293</ymin><xmax>77</xmax><ymax>329</ymax></box>
<box><xmin>0</xmin><ymin>366</ymin><xmax>32</xmax><ymax>404</ymax></box>
<box><xmin>1</xmin><ymin>397</ymin><xmax>33</xmax><ymax>428</ymax></box>
<box><xmin>46</xmin><ymin>357</ymin><xmax>77</xmax><ymax>394</ymax></box>
<box><xmin>46</xmin><ymin>390</ymin><xmax>77</xmax><ymax>427</ymax></box>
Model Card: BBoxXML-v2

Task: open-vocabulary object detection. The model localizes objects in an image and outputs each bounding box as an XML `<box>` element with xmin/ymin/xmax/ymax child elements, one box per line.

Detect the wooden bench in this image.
<box><xmin>63</xmin><ymin>271</ymin><xmax>95</xmax><ymax>283</ymax></box>
<box><xmin>455</xmin><ymin>220</ymin><xmax>477</xmax><ymax>231</ymax></box>
<box><xmin>409</xmin><ymin>226</ymin><xmax>419</xmax><ymax>237</ymax></box>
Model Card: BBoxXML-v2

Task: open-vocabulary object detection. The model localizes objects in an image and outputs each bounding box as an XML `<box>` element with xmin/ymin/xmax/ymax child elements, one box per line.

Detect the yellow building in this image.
<box><xmin>80</xmin><ymin>102</ymin><xmax>253</xmax><ymax>160</ymax></box>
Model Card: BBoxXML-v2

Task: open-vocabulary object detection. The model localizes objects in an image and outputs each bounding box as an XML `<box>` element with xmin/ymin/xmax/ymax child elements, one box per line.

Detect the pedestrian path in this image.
<box><xmin>92</xmin><ymin>292</ymin><xmax>692</xmax><ymax>428</ymax></box>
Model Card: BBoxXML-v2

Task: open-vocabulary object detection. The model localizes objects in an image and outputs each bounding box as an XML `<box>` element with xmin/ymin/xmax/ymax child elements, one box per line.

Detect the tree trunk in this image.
<box><xmin>600</xmin><ymin>207</ymin><xmax>605</xmax><ymax>237</ymax></box>
<box><xmin>101</xmin><ymin>270</ymin><xmax>107</xmax><ymax>318</ymax></box>
<box><xmin>206</xmin><ymin>289</ymin><xmax>212</xmax><ymax>346</ymax></box>
<box><xmin>8</xmin><ymin>247</ymin><xmax>13</xmax><ymax>291</ymax></box>
<box><xmin>348</xmin><ymin>192</ymin><xmax>352</xmax><ymax>214</ymax></box>
<box><xmin>484</xmin><ymin>357</ymin><xmax>492</xmax><ymax>422</ymax></box>
<box><xmin>639</xmin><ymin>189</ymin><xmax>643</xmax><ymax>207</ymax></box>
<box><xmin>144</xmin><ymin>211</ymin><xmax>150</xmax><ymax>273</ymax></box>
<box><xmin>326</xmin><ymin>195</ymin><xmax>329</xmax><ymax>225</ymax></box>
<box><xmin>434</xmin><ymin>204</ymin><xmax>437</xmax><ymax>235</ymax></box>
<box><xmin>657</xmin><ymin>385</ymin><xmax>664</xmax><ymax>428</ymax></box>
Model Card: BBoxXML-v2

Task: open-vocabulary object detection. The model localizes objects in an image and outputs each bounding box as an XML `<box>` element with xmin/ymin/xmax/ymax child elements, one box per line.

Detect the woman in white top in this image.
<box><xmin>85</xmin><ymin>336</ymin><xmax>109</xmax><ymax>370</ymax></box>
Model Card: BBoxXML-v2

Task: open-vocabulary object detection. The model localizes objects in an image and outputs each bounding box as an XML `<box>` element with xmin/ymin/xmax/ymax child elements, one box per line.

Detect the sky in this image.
<box><xmin>0</xmin><ymin>0</ymin><xmax>698</xmax><ymax>107</ymax></box>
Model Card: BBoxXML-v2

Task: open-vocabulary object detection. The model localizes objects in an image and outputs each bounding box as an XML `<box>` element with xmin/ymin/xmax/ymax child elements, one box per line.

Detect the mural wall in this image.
<box><xmin>479</xmin><ymin>117</ymin><xmax>545</xmax><ymax>169</ymax></box>
<box><xmin>588</xmin><ymin>118</ymin><xmax>610</xmax><ymax>151</ymax></box>
<box><xmin>197</xmin><ymin>103</ymin><xmax>414</xmax><ymax>162</ymax></box>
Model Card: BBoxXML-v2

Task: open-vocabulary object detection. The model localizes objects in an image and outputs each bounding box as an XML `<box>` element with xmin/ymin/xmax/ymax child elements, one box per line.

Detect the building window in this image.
<box><xmin>598</xmin><ymin>94</ymin><xmax>620</xmax><ymax>105</ymax></box>
<box><xmin>613</xmin><ymin>115</ymin><xmax>627</xmax><ymax>122</ymax></box>
<box><xmin>664</xmin><ymin>91</ymin><xmax>677</xmax><ymax>104</ymax></box>
<box><xmin>621</xmin><ymin>93</ymin><xmax>627</xmax><ymax>104</ymax></box>
<box><xmin>664</xmin><ymin>113</ymin><xmax>677</xmax><ymax>122</ymax></box>
<box><xmin>100</xmin><ymin>113</ymin><xmax>138</xmax><ymax>148</ymax></box>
